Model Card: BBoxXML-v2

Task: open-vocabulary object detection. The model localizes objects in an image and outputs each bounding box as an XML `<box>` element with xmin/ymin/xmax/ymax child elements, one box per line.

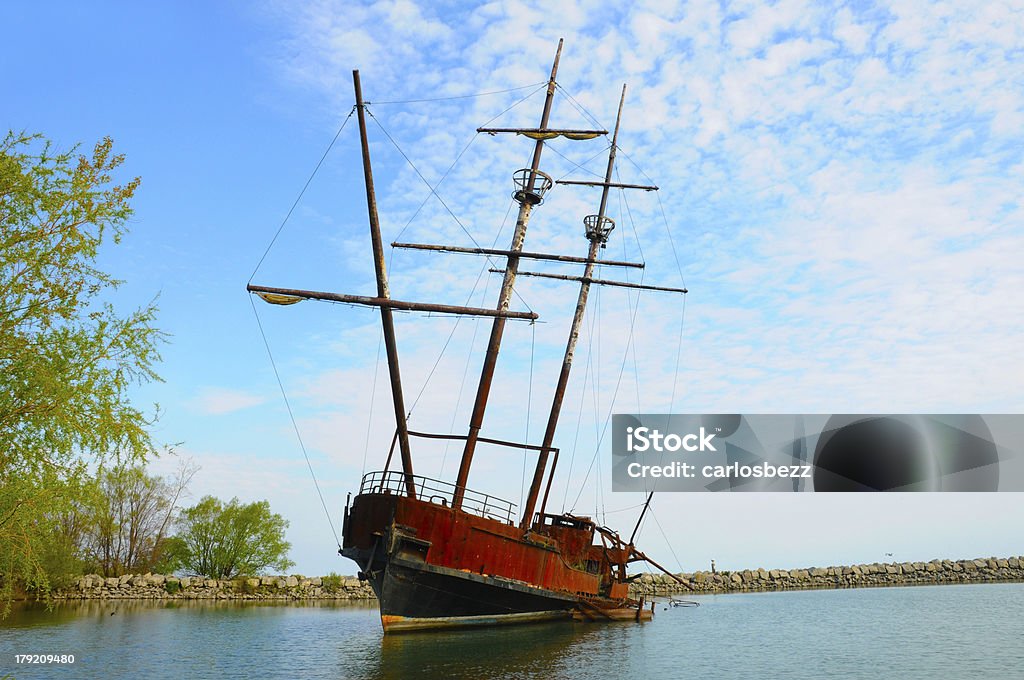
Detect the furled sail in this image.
<box><xmin>255</xmin><ymin>291</ymin><xmax>303</xmax><ymax>305</ymax></box>
<box><xmin>478</xmin><ymin>126</ymin><xmax>607</xmax><ymax>140</ymax></box>
<box><xmin>518</xmin><ymin>130</ymin><xmax>602</xmax><ymax>141</ymax></box>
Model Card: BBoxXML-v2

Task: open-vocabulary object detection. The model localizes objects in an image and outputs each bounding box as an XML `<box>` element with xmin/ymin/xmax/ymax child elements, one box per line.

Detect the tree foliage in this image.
<box><xmin>81</xmin><ymin>461</ymin><xmax>197</xmax><ymax>577</ymax></box>
<box><xmin>0</xmin><ymin>130</ymin><xmax>162</xmax><ymax>471</ymax></box>
<box><xmin>174</xmin><ymin>497</ymin><xmax>294</xmax><ymax>578</ymax></box>
<box><xmin>0</xmin><ymin>130</ymin><xmax>163</xmax><ymax>609</ymax></box>
<box><xmin>0</xmin><ymin>467</ymin><xmax>92</xmax><ymax>603</ymax></box>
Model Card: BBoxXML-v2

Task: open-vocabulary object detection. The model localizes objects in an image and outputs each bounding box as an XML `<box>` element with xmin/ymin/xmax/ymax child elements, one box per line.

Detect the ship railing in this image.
<box><xmin>359</xmin><ymin>470</ymin><xmax>518</xmax><ymax>525</ymax></box>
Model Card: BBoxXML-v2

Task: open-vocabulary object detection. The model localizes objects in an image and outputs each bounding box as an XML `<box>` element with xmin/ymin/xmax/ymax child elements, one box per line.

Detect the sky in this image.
<box><xmin>3</xmin><ymin>0</ymin><xmax>1023</xmax><ymax>576</ymax></box>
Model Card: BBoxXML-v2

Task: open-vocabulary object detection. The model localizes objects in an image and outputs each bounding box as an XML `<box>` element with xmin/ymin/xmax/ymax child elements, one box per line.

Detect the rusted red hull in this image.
<box><xmin>341</xmin><ymin>490</ymin><xmax>638</xmax><ymax>632</ymax></box>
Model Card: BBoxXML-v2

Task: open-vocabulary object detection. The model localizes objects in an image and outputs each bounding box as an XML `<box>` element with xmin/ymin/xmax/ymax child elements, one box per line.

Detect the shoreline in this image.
<box><xmin>49</xmin><ymin>574</ymin><xmax>377</xmax><ymax>602</ymax></box>
<box><xmin>633</xmin><ymin>555</ymin><xmax>1024</xmax><ymax>596</ymax></box>
<box><xmin>36</xmin><ymin>555</ymin><xmax>1024</xmax><ymax>602</ymax></box>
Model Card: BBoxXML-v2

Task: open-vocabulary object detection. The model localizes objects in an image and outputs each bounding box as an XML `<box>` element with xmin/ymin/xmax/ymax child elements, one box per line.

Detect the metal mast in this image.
<box><xmin>521</xmin><ymin>85</ymin><xmax>628</xmax><ymax>527</ymax></box>
<box><xmin>451</xmin><ymin>40</ymin><xmax>564</xmax><ymax>509</ymax></box>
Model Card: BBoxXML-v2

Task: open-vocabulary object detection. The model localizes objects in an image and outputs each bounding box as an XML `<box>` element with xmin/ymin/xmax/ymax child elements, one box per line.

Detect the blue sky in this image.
<box><xmin>4</xmin><ymin>0</ymin><xmax>1023</xmax><ymax>576</ymax></box>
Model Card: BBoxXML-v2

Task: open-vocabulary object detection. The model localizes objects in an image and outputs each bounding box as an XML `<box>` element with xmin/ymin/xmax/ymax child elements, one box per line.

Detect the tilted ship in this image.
<box><xmin>249</xmin><ymin>40</ymin><xmax>689</xmax><ymax>633</ymax></box>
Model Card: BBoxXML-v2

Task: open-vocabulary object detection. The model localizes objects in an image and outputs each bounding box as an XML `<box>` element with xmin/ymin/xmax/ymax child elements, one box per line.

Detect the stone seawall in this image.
<box><xmin>631</xmin><ymin>556</ymin><xmax>1024</xmax><ymax>597</ymax></box>
<box><xmin>55</xmin><ymin>574</ymin><xmax>376</xmax><ymax>601</ymax></box>
<box><xmin>52</xmin><ymin>556</ymin><xmax>1024</xmax><ymax>601</ymax></box>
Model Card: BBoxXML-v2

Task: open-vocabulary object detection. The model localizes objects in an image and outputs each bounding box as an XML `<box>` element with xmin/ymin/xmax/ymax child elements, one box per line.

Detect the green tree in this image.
<box><xmin>1</xmin><ymin>467</ymin><xmax>94</xmax><ymax>598</ymax></box>
<box><xmin>82</xmin><ymin>460</ymin><xmax>197</xmax><ymax>576</ymax></box>
<box><xmin>175</xmin><ymin>497</ymin><xmax>294</xmax><ymax>578</ymax></box>
<box><xmin>0</xmin><ymin>131</ymin><xmax>163</xmax><ymax>609</ymax></box>
<box><xmin>151</xmin><ymin>535</ymin><xmax>189</xmax><ymax>575</ymax></box>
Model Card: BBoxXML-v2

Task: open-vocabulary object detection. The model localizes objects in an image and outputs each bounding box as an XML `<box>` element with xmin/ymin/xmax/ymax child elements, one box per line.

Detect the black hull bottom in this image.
<box><xmin>349</xmin><ymin>549</ymin><xmax>579</xmax><ymax>632</ymax></box>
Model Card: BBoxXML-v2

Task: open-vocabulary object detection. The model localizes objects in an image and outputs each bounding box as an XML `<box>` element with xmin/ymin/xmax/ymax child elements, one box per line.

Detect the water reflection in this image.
<box><xmin>362</xmin><ymin>621</ymin><xmax>603</xmax><ymax>680</ymax></box>
<box><xmin>4</xmin><ymin>598</ymin><xmax>372</xmax><ymax>625</ymax></box>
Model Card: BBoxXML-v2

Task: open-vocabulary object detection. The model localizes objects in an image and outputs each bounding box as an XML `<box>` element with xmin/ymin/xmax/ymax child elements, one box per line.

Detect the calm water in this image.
<box><xmin>2</xmin><ymin>583</ymin><xmax>1023</xmax><ymax>679</ymax></box>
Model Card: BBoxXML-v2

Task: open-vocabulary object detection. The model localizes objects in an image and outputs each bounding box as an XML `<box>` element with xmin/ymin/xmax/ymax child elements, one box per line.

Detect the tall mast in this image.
<box><xmin>452</xmin><ymin>39</ymin><xmax>564</xmax><ymax>509</ymax></box>
<box><xmin>523</xmin><ymin>85</ymin><xmax>628</xmax><ymax>527</ymax></box>
<box><xmin>353</xmin><ymin>69</ymin><xmax>416</xmax><ymax>499</ymax></box>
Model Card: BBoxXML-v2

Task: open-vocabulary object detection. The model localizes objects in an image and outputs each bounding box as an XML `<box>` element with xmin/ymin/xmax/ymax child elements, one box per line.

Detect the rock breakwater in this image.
<box><xmin>631</xmin><ymin>556</ymin><xmax>1024</xmax><ymax>597</ymax></box>
<box><xmin>55</xmin><ymin>573</ymin><xmax>375</xmax><ymax>601</ymax></box>
<box><xmin>51</xmin><ymin>556</ymin><xmax>1023</xmax><ymax>601</ymax></box>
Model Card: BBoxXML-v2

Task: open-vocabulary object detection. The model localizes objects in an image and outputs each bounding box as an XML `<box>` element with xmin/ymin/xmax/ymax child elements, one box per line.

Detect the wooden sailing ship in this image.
<box><xmin>249</xmin><ymin>40</ymin><xmax>688</xmax><ymax>633</ymax></box>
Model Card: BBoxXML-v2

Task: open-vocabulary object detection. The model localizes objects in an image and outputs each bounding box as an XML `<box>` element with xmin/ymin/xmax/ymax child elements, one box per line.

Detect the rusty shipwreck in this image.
<box><xmin>249</xmin><ymin>40</ymin><xmax>689</xmax><ymax>633</ymax></box>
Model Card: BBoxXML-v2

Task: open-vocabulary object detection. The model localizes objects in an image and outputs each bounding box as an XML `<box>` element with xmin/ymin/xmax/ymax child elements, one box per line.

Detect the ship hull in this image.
<box><xmin>342</xmin><ymin>486</ymin><xmax>640</xmax><ymax>632</ymax></box>
<box><xmin>373</xmin><ymin>553</ymin><xmax>579</xmax><ymax>631</ymax></box>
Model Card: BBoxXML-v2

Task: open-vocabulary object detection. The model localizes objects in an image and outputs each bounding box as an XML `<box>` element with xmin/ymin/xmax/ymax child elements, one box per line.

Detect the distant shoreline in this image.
<box><xmin>633</xmin><ymin>555</ymin><xmax>1024</xmax><ymax>596</ymax></box>
<box><xmin>48</xmin><ymin>574</ymin><xmax>376</xmax><ymax>601</ymax></box>
<box><xmin>34</xmin><ymin>555</ymin><xmax>1023</xmax><ymax>601</ymax></box>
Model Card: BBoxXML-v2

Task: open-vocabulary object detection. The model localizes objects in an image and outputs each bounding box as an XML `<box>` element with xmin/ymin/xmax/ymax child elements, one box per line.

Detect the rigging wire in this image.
<box><xmin>669</xmin><ymin>297</ymin><xmax>688</xmax><ymax>413</ymax></box>
<box><xmin>475</xmin><ymin>83</ymin><xmax>550</xmax><ymax>126</ymax></box>
<box><xmin>367</xmin><ymin>81</ymin><xmax>547</xmax><ymax>105</ymax></box>
<box><xmin>365</xmin><ymin>108</ymin><xmax>482</xmax><ymax>251</ymax></box>
<box><xmin>248</xmin><ymin>296</ymin><xmax>341</xmax><ymax>548</ymax></box>
<box><xmin>616</xmin><ymin>166</ymin><xmax>647</xmax><ymax>268</ymax></box>
<box><xmin>365</xmin><ymin>107</ymin><xmax>534</xmax><ymax>313</ymax></box>
<box><xmin>654</xmin><ymin>188</ymin><xmax>687</xmax><ymax>287</ymax></box>
<box><xmin>649</xmin><ymin>506</ymin><xmax>686</xmax><ymax>578</ymax></box>
<box><xmin>617</xmin><ymin>148</ymin><xmax>686</xmax><ymax>287</ymax></box>
<box><xmin>569</xmin><ymin>264</ymin><xmax>646</xmax><ymax>512</ymax></box>
<box><xmin>405</xmin><ymin>249</ymin><xmax>493</xmax><ymax>417</ymax></box>
<box><xmin>594</xmin><ymin>281</ymin><xmax>605</xmax><ymax>525</ymax></box>
<box><xmin>245</xmin><ymin>109</ymin><xmax>359</xmax><ymax>547</ymax></box>
<box><xmin>248</xmin><ymin>107</ymin><xmax>356</xmax><ymax>285</ymax></box>
<box><xmin>561</xmin><ymin>293</ymin><xmax>596</xmax><ymax>512</ymax></box>
<box><xmin>360</xmin><ymin>330</ymin><xmax>385</xmax><ymax>478</ymax></box>
<box><xmin>407</xmin><ymin>190</ymin><xmax>515</xmax><ymax>426</ymax></box>
<box><xmin>439</xmin><ymin>273</ymin><xmax>491</xmax><ymax>477</ymax></box>
<box><xmin>392</xmin><ymin>134</ymin><xmax>481</xmax><ymax>245</ymax></box>
<box><xmin>616</xmin><ymin>186</ymin><xmax>645</xmax><ymax>471</ymax></box>
<box><xmin>386</xmin><ymin>81</ymin><xmax>547</xmax><ymax>245</ymax></box>
<box><xmin>520</xmin><ymin>322</ymin><xmax>536</xmax><ymax>510</ymax></box>
<box><xmin>439</xmin><ymin>197</ymin><xmax>514</xmax><ymax>476</ymax></box>
<box><xmin>613</xmin><ymin>185</ymin><xmax>643</xmax><ymax>410</ymax></box>
<box><xmin>554</xmin><ymin>83</ymin><xmax>607</xmax><ymax>131</ymax></box>
<box><xmin>546</xmin><ymin>142</ymin><xmax>611</xmax><ymax>182</ymax></box>
<box><xmin>602</xmin><ymin>503</ymin><xmax>646</xmax><ymax>514</ymax></box>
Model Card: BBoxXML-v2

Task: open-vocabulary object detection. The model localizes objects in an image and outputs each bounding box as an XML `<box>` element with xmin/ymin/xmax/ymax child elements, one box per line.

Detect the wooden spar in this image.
<box><xmin>247</xmin><ymin>284</ymin><xmax>539</xmax><ymax>320</ymax></box>
<box><xmin>382</xmin><ymin>429</ymin><xmax>399</xmax><ymax>473</ymax></box>
<box><xmin>392</xmin><ymin>242</ymin><xmax>644</xmax><ymax>268</ymax></box>
<box><xmin>353</xmin><ymin>70</ymin><xmax>416</xmax><ymax>500</ymax></box>
<box><xmin>452</xmin><ymin>39</ymin><xmax>564</xmax><ymax>510</ymax></box>
<box><xmin>487</xmin><ymin>269</ymin><xmax>688</xmax><ymax>294</ymax></box>
<box><xmin>523</xmin><ymin>84</ymin><xmax>628</xmax><ymax>528</ymax></box>
<box><xmin>477</xmin><ymin>127</ymin><xmax>607</xmax><ymax>136</ymax></box>
<box><xmin>628</xmin><ymin>491</ymin><xmax>654</xmax><ymax>546</ymax></box>
<box><xmin>556</xmin><ymin>179</ymin><xmax>658</xmax><ymax>191</ymax></box>
<box><xmin>589</xmin><ymin>522</ymin><xmax>694</xmax><ymax>591</ymax></box>
<box><xmin>407</xmin><ymin>430</ymin><xmax>557</xmax><ymax>454</ymax></box>
<box><xmin>538</xmin><ymin>447</ymin><xmax>559</xmax><ymax>515</ymax></box>
<box><xmin>631</xmin><ymin>546</ymin><xmax>695</xmax><ymax>591</ymax></box>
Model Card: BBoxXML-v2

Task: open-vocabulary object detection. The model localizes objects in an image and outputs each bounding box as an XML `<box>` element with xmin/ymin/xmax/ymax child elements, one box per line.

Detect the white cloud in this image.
<box><xmin>242</xmin><ymin>0</ymin><xmax>1024</xmax><ymax>571</ymax></box>
<box><xmin>833</xmin><ymin>8</ymin><xmax>871</xmax><ymax>54</ymax></box>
